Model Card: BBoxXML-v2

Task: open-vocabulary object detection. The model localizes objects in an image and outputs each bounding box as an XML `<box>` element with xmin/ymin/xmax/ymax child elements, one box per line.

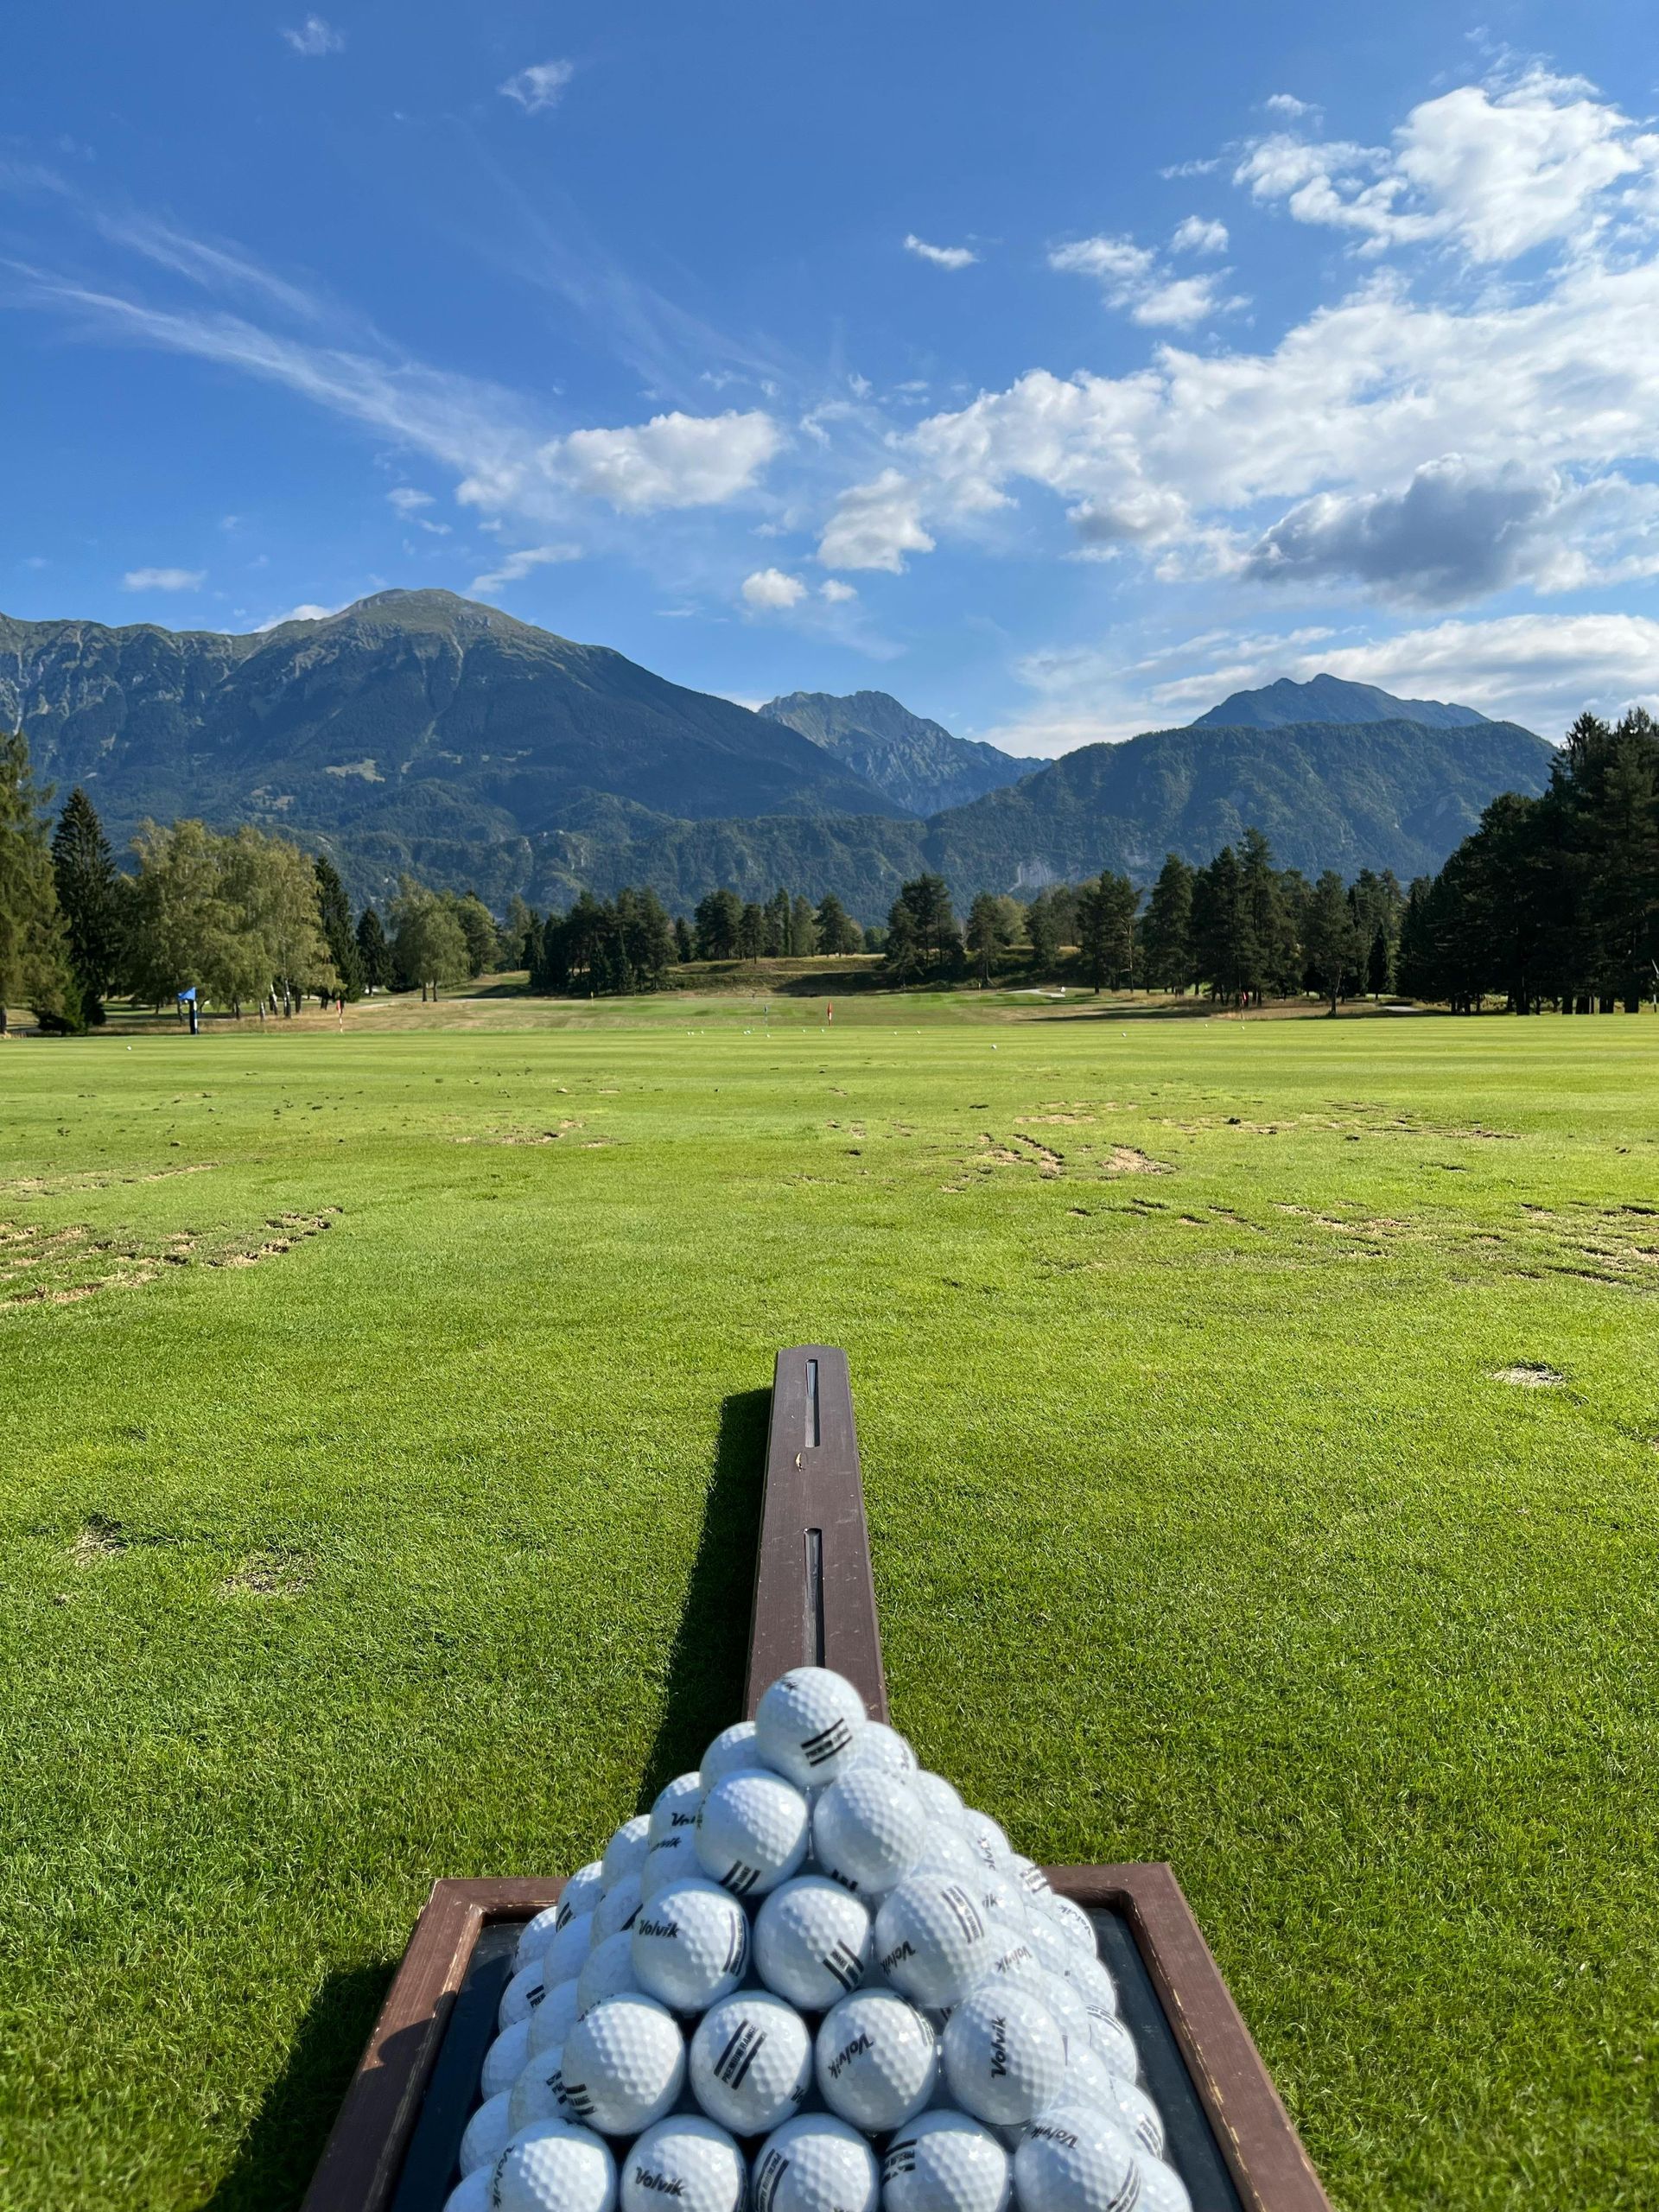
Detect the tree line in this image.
<box><xmin>1395</xmin><ymin>709</ymin><xmax>1659</xmax><ymax>1013</ymax></box>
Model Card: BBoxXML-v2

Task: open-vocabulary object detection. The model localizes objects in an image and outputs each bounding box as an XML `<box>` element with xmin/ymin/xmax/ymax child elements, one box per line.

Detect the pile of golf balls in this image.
<box><xmin>449</xmin><ymin>1668</ymin><xmax>1188</xmax><ymax>2212</ymax></box>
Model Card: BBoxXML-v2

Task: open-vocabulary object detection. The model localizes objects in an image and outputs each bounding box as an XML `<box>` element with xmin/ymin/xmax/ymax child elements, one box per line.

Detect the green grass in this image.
<box><xmin>1</xmin><ymin>997</ymin><xmax>1656</xmax><ymax>2210</ymax></box>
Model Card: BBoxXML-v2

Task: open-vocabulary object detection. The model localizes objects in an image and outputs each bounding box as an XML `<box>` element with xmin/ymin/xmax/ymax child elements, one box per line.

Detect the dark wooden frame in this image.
<box><xmin>302</xmin><ymin>1347</ymin><xmax>1331</xmax><ymax>2212</ymax></box>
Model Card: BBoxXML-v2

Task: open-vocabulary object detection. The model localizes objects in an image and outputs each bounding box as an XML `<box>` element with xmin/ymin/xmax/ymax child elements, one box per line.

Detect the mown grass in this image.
<box><xmin>1</xmin><ymin>997</ymin><xmax>1655</xmax><ymax>2210</ymax></box>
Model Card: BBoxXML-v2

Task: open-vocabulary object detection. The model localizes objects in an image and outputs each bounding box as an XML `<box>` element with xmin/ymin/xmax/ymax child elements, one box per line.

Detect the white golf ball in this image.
<box><xmin>753</xmin><ymin>2114</ymin><xmax>880</xmax><ymax>2212</ymax></box>
<box><xmin>1063</xmin><ymin>1958</ymin><xmax>1120</xmax><ymax>2019</ymax></box>
<box><xmin>459</xmin><ymin>2091</ymin><xmax>513</xmax><ymax>2176</ymax></box>
<box><xmin>1022</xmin><ymin>1916</ymin><xmax>1076</xmax><ymax>1980</ymax></box>
<box><xmin>649</xmin><ymin>1772</ymin><xmax>705</xmax><ymax>1844</ymax></box>
<box><xmin>957</xmin><ymin>1812</ymin><xmax>1011</xmax><ymax>1872</ymax></box>
<box><xmin>1005</xmin><ymin>1857</ymin><xmax>1052</xmax><ymax>1906</ymax></box>
<box><xmin>1045</xmin><ymin>1896</ymin><xmax>1097</xmax><ymax>1960</ymax></box>
<box><xmin>1013</xmin><ymin>2113</ymin><xmax>1139</xmax><ymax>2212</ymax></box>
<box><xmin>1096</xmin><ymin>2075</ymin><xmax>1165</xmax><ymax>2161</ymax></box>
<box><xmin>754</xmin><ymin>1876</ymin><xmax>874</xmax><ymax>2009</ymax></box>
<box><xmin>848</xmin><ymin>1721</ymin><xmax>918</xmax><ymax>1780</ymax></box>
<box><xmin>1036</xmin><ymin>1971</ymin><xmax>1091</xmax><ymax>2048</ymax></box>
<box><xmin>442</xmin><ymin>2169</ymin><xmax>493</xmax><ymax>2212</ymax></box>
<box><xmin>812</xmin><ymin>1770</ymin><xmax>928</xmax><ymax>1901</ymax></box>
<box><xmin>689</xmin><ymin>1991</ymin><xmax>814</xmax><ymax>2135</ymax></box>
<box><xmin>941</xmin><ymin>1985</ymin><xmax>1067</xmax><ymax>2127</ymax></box>
<box><xmin>1085</xmin><ymin>2010</ymin><xmax>1139</xmax><ymax>2083</ymax></box>
<box><xmin>622</xmin><ymin>2116</ymin><xmax>747</xmax><ymax>2212</ymax></box>
<box><xmin>603</xmin><ymin>1816</ymin><xmax>653</xmax><ymax>1891</ymax></box>
<box><xmin>699</xmin><ymin>1722</ymin><xmax>760</xmax><ymax>1789</ymax></box>
<box><xmin>909</xmin><ymin>1825</ymin><xmax>982</xmax><ymax>1883</ymax></box>
<box><xmin>559</xmin><ymin>1864</ymin><xmax>607</xmax><ymax>1928</ymax></box>
<box><xmin>973</xmin><ymin>1866</ymin><xmax>1031</xmax><ymax>1928</ymax></box>
<box><xmin>639</xmin><ymin>1828</ymin><xmax>700</xmax><ymax>1903</ymax></box>
<box><xmin>559</xmin><ymin>1995</ymin><xmax>686</xmax><ymax>2136</ymax></box>
<box><xmin>577</xmin><ymin>1930</ymin><xmax>643</xmax><ymax>2014</ymax></box>
<box><xmin>696</xmin><ymin>1769</ymin><xmax>810</xmax><ymax>1897</ymax></box>
<box><xmin>908</xmin><ymin>1772</ymin><xmax>965</xmax><ymax>1828</ymax></box>
<box><xmin>632</xmin><ymin>1878</ymin><xmax>750</xmax><ymax>2013</ymax></box>
<box><xmin>1134</xmin><ymin>2157</ymin><xmax>1192</xmax><ymax>2212</ymax></box>
<box><xmin>528</xmin><ymin>1978</ymin><xmax>582</xmax><ymax>2056</ymax></box>
<box><xmin>482</xmin><ymin>2018</ymin><xmax>533</xmax><ymax>2100</ymax></box>
<box><xmin>544</xmin><ymin>1910</ymin><xmax>597</xmax><ymax>1986</ymax></box>
<box><xmin>491</xmin><ymin>2120</ymin><xmax>617</xmax><ymax>2212</ymax></box>
<box><xmin>817</xmin><ymin>1990</ymin><xmax>938</xmax><ymax>2131</ymax></box>
<box><xmin>595</xmin><ymin>1875</ymin><xmax>645</xmax><ymax>1942</ymax></box>
<box><xmin>754</xmin><ymin>1668</ymin><xmax>868</xmax><ymax>1788</ymax></box>
<box><xmin>880</xmin><ymin>2110</ymin><xmax>1012</xmax><ymax>2212</ymax></box>
<box><xmin>978</xmin><ymin>1930</ymin><xmax>1046</xmax><ymax>1991</ymax></box>
<box><xmin>874</xmin><ymin>1875</ymin><xmax>995</xmax><ymax>2007</ymax></box>
<box><xmin>499</xmin><ymin>1960</ymin><xmax>547</xmax><ymax>2031</ymax></box>
<box><xmin>515</xmin><ymin>1906</ymin><xmax>563</xmax><ymax>1974</ymax></box>
<box><xmin>509</xmin><ymin>2046</ymin><xmax>582</xmax><ymax>2133</ymax></box>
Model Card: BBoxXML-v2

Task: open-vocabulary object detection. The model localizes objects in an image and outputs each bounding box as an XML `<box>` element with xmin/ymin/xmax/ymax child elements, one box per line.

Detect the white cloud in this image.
<box><xmin>741</xmin><ymin>567</ymin><xmax>808</xmax><ymax>610</ymax></box>
<box><xmin>531</xmin><ymin>408</ymin><xmax>782</xmax><ymax>514</ymax></box>
<box><xmin>281</xmin><ymin>16</ymin><xmax>344</xmax><ymax>57</ymax></box>
<box><xmin>257</xmin><ymin>601</ymin><xmax>341</xmax><ymax>629</ymax></box>
<box><xmin>1236</xmin><ymin>69</ymin><xmax>1659</xmax><ymax>263</ymax></box>
<box><xmin>1310</xmin><ymin>613</ymin><xmax>1659</xmax><ymax>731</ymax></box>
<box><xmin>499</xmin><ymin>60</ymin><xmax>575</xmax><ymax>114</ymax></box>
<box><xmin>817</xmin><ymin>467</ymin><xmax>937</xmax><ymax>572</ymax></box>
<box><xmin>1264</xmin><ymin>92</ymin><xmax>1312</xmax><ymax>119</ymax></box>
<box><xmin>468</xmin><ymin>544</ymin><xmax>582</xmax><ymax>594</ymax></box>
<box><xmin>904</xmin><ymin>234</ymin><xmax>979</xmax><ymax>270</ymax></box>
<box><xmin>122</xmin><ymin>566</ymin><xmax>205</xmax><ymax>591</ymax></box>
<box><xmin>1171</xmin><ymin>216</ymin><xmax>1229</xmax><ymax>255</ymax></box>
<box><xmin>1049</xmin><ymin>232</ymin><xmax>1239</xmax><ymax>327</ymax></box>
<box><xmin>387</xmin><ymin>486</ymin><xmax>433</xmax><ymax>512</ymax></box>
<box><xmin>819</xmin><ymin>578</ymin><xmax>858</xmax><ymax>603</ymax></box>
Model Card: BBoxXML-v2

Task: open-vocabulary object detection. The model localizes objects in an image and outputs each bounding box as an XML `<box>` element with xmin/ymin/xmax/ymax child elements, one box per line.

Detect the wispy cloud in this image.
<box><xmin>387</xmin><ymin>486</ymin><xmax>433</xmax><ymax>512</ymax></box>
<box><xmin>281</xmin><ymin>16</ymin><xmax>344</xmax><ymax>58</ymax></box>
<box><xmin>468</xmin><ymin>543</ymin><xmax>581</xmax><ymax>594</ymax></box>
<box><xmin>122</xmin><ymin>566</ymin><xmax>204</xmax><ymax>590</ymax></box>
<box><xmin>903</xmin><ymin>233</ymin><xmax>979</xmax><ymax>270</ymax></box>
<box><xmin>499</xmin><ymin>60</ymin><xmax>575</xmax><ymax>114</ymax></box>
<box><xmin>257</xmin><ymin>601</ymin><xmax>342</xmax><ymax>629</ymax></box>
<box><xmin>741</xmin><ymin>567</ymin><xmax>807</xmax><ymax>609</ymax></box>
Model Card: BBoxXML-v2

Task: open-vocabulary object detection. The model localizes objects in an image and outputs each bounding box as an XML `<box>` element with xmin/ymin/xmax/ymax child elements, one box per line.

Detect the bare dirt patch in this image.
<box><xmin>1</xmin><ymin>1210</ymin><xmax>340</xmax><ymax>1310</ymax></box>
<box><xmin>1494</xmin><ymin>1363</ymin><xmax>1566</xmax><ymax>1388</ymax></box>
<box><xmin>222</xmin><ymin>1548</ymin><xmax>314</xmax><ymax>1597</ymax></box>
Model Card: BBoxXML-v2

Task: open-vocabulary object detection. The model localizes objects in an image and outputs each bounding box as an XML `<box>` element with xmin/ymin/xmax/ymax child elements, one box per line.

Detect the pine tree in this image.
<box><xmin>51</xmin><ymin>787</ymin><xmax>124</xmax><ymax>1022</ymax></box>
<box><xmin>1367</xmin><ymin>926</ymin><xmax>1390</xmax><ymax>998</ymax></box>
<box><xmin>314</xmin><ymin>855</ymin><xmax>365</xmax><ymax>999</ymax></box>
<box><xmin>815</xmin><ymin>893</ymin><xmax>854</xmax><ymax>955</ymax></box>
<box><xmin>672</xmin><ymin>915</ymin><xmax>694</xmax><ymax>963</ymax></box>
<box><xmin>0</xmin><ymin>733</ymin><xmax>79</xmax><ymax>1033</ymax></box>
<box><xmin>355</xmin><ymin>906</ymin><xmax>392</xmax><ymax>991</ymax></box>
<box><xmin>1303</xmin><ymin>870</ymin><xmax>1359</xmax><ymax>1014</ymax></box>
<box><xmin>1139</xmin><ymin>855</ymin><xmax>1194</xmax><ymax>992</ymax></box>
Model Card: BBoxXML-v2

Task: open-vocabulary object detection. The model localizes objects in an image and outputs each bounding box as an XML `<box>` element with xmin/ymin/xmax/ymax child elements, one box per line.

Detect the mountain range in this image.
<box><xmin>0</xmin><ymin>589</ymin><xmax>1555</xmax><ymax>915</ymax></box>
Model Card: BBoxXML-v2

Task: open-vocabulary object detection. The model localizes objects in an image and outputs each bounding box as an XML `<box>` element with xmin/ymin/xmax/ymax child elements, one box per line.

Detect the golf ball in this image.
<box><xmin>874</xmin><ymin>1874</ymin><xmax>995</xmax><ymax>2007</ymax></box>
<box><xmin>754</xmin><ymin>1667</ymin><xmax>868</xmax><ymax>1789</ymax></box>
<box><xmin>632</xmin><ymin>1878</ymin><xmax>750</xmax><ymax>2014</ymax></box>
<box><xmin>1085</xmin><ymin>2010</ymin><xmax>1139</xmax><ymax>2084</ymax></box>
<box><xmin>577</xmin><ymin>1930</ymin><xmax>644</xmax><ymax>2014</ymax></box>
<box><xmin>696</xmin><ymin>1769</ymin><xmax>810</xmax><ymax>1897</ymax></box>
<box><xmin>559</xmin><ymin>1864</ymin><xmax>607</xmax><ymax>1929</ymax></box>
<box><xmin>482</xmin><ymin>2018</ymin><xmax>533</xmax><ymax>2100</ymax></box>
<box><xmin>848</xmin><ymin>1721</ymin><xmax>918</xmax><ymax>1780</ymax></box>
<box><xmin>1045</xmin><ymin>1896</ymin><xmax>1097</xmax><ymax>1960</ymax></box>
<box><xmin>1063</xmin><ymin>1958</ymin><xmax>1120</xmax><ymax>2019</ymax></box>
<box><xmin>491</xmin><ymin>2120</ymin><xmax>617</xmax><ymax>2212</ymax></box>
<box><xmin>527</xmin><ymin>1978</ymin><xmax>582</xmax><ymax>2057</ymax></box>
<box><xmin>459</xmin><ymin>2091</ymin><xmax>513</xmax><ymax>2177</ymax></box>
<box><xmin>595</xmin><ymin>1875</ymin><xmax>645</xmax><ymax>1942</ymax></box>
<box><xmin>942</xmin><ymin>1984</ymin><xmax>1067</xmax><ymax>2128</ymax></box>
<box><xmin>499</xmin><ymin>1961</ymin><xmax>547</xmax><ymax>2031</ymax></box>
<box><xmin>1005</xmin><ymin>1857</ymin><xmax>1052</xmax><ymax>1906</ymax></box>
<box><xmin>880</xmin><ymin>2110</ymin><xmax>1012</xmax><ymax>2212</ymax></box>
<box><xmin>978</xmin><ymin>1931</ymin><xmax>1046</xmax><ymax>1991</ymax></box>
<box><xmin>753</xmin><ymin>2114</ymin><xmax>880</xmax><ymax>2212</ymax></box>
<box><xmin>1134</xmin><ymin>2158</ymin><xmax>1192</xmax><ymax>2212</ymax></box>
<box><xmin>957</xmin><ymin>1813</ymin><xmax>1011</xmax><ymax>1872</ymax></box>
<box><xmin>973</xmin><ymin>1867</ymin><xmax>1031</xmax><ymax>1928</ymax></box>
<box><xmin>754</xmin><ymin>1876</ymin><xmax>874</xmax><ymax>2009</ymax></box>
<box><xmin>544</xmin><ymin>1910</ymin><xmax>597</xmax><ymax>1986</ymax></box>
<box><xmin>1013</xmin><ymin>2114</ymin><xmax>1140</xmax><ymax>2212</ymax></box>
<box><xmin>559</xmin><ymin>1995</ymin><xmax>686</xmax><ymax>2137</ymax></box>
<box><xmin>509</xmin><ymin>2047</ymin><xmax>582</xmax><ymax>2133</ymax></box>
<box><xmin>689</xmin><ymin>1991</ymin><xmax>814</xmax><ymax>2136</ymax></box>
<box><xmin>621</xmin><ymin>2116</ymin><xmax>747</xmax><ymax>2212</ymax></box>
<box><xmin>699</xmin><ymin>1722</ymin><xmax>760</xmax><ymax>1789</ymax></box>
<box><xmin>515</xmin><ymin>1906</ymin><xmax>563</xmax><ymax>1974</ymax></box>
<box><xmin>1036</xmin><ymin>1971</ymin><xmax>1091</xmax><ymax>2048</ymax></box>
<box><xmin>648</xmin><ymin>1772</ymin><xmax>705</xmax><ymax>1844</ymax></box>
<box><xmin>816</xmin><ymin>1990</ymin><xmax>938</xmax><ymax>2131</ymax></box>
<box><xmin>442</xmin><ymin>2170</ymin><xmax>492</xmax><ymax>2212</ymax></box>
<box><xmin>812</xmin><ymin>1769</ymin><xmax>928</xmax><ymax>1901</ymax></box>
<box><xmin>909</xmin><ymin>1825</ymin><xmax>982</xmax><ymax>1884</ymax></box>
<box><xmin>639</xmin><ymin>1827</ymin><xmax>700</xmax><ymax>1903</ymax></box>
<box><xmin>603</xmin><ymin>1817</ymin><xmax>653</xmax><ymax>1891</ymax></box>
<box><xmin>907</xmin><ymin>1773</ymin><xmax>965</xmax><ymax>1828</ymax></box>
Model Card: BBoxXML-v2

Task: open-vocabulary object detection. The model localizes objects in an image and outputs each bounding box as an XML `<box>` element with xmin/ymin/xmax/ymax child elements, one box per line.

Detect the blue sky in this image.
<box><xmin>6</xmin><ymin>1</ymin><xmax>1659</xmax><ymax>752</ymax></box>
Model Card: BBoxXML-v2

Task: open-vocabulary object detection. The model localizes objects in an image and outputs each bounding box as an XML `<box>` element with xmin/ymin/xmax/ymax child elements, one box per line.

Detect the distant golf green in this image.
<box><xmin>2</xmin><ymin>991</ymin><xmax>1655</xmax><ymax>2210</ymax></box>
